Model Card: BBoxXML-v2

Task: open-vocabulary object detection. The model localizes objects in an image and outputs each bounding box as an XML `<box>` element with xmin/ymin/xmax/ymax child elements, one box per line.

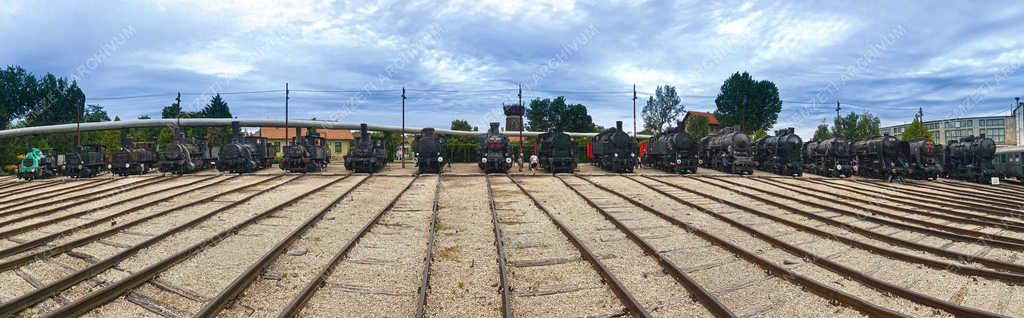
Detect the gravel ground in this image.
<box><xmin>292</xmin><ymin>176</ymin><xmax>434</xmax><ymax>317</ymax></box>
<box><xmin>518</xmin><ymin>176</ymin><xmax>711</xmax><ymax>318</ymax></box>
<box><xmin>586</xmin><ymin>175</ymin><xmax>860</xmax><ymax>317</ymax></box>
<box><xmin>421</xmin><ymin>176</ymin><xmax>500</xmax><ymax>317</ymax></box>
<box><xmin>0</xmin><ymin>179</ymin><xmax>91</xmax><ymax>206</ymax></box>
<box><xmin>668</xmin><ymin>176</ymin><xmax>1022</xmax><ymax>316</ymax></box>
<box><xmin>488</xmin><ymin>176</ymin><xmax>624</xmax><ymax>317</ymax></box>
<box><xmin>217</xmin><ymin>175</ymin><xmax>416</xmax><ymax>317</ymax></box>
<box><xmin>0</xmin><ymin>177</ymin><xmax>153</xmax><ymax>224</ymax></box>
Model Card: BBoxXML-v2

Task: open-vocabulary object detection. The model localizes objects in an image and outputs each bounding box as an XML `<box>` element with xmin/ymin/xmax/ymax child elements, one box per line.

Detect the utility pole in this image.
<box><xmin>834</xmin><ymin>100</ymin><xmax>841</xmax><ymax>133</ymax></box>
<box><xmin>175</xmin><ymin>92</ymin><xmax>181</xmax><ymax>127</ymax></box>
<box><xmin>917</xmin><ymin>107</ymin><xmax>923</xmax><ymax>120</ymax></box>
<box><xmin>285</xmin><ymin>83</ymin><xmax>289</xmax><ymax>145</ymax></box>
<box><xmin>401</xmin><ymin>87</ymin><xmax>406</xmax><ymax>169</ymax></box>
<box><xmin>518</xmin><ymin>83</ymin><xmax>524</xmax><ymax>172</ymax></box>
<box><xmin>632</xmin><ymin>84</ymin><xmax>637</xmax><ymax>140</ymax></box>
<box><xmin>76</xmin><ymin>101</ymin><xmax>82</xmax><ymax>149</ymax></box>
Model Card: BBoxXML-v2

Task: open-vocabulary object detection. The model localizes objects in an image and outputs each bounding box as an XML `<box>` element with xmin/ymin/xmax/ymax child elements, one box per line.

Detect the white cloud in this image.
<box><xmin>172</xmin><ymin>53</ymin><xmax>254</xmax><ymax>78</ymax></box>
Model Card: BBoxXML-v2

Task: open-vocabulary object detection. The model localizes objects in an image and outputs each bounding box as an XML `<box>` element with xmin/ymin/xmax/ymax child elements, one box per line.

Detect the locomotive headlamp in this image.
<box><xmin>438</xmin><ymin>156</ymin><xmax>444</xmax><ymax>162</ymax></box>
<box><xmin>630</xmin><ymin>153</ymin><xmax>635</xmax><ymax>157</ymax></box>
<box><xmin>481</xmin><ymin>158</ymin><xmax>487</xmax><ymax>163</ymax></box>
<box><xmin>108</xmin><ymin>164</ymin><xmax>112</xmax><ymax>169</ymax></box>
<box><xmin>505</xmin><ymin>158</ymin><xmax>512</xmax><ymax>163</ymax></box>
<box><xmin>836</xmin><ymin>164</ymin><xmax>842</xmax><ymax>171</ymax></box>
<box><xmin>614</xmin><ymin>153</ymin><xmax>619</xmax><ymax>158</ymax></box>
<box><xmin>676</xmin><ymin>159</ymin><xmax>682</xmax><ymax>164</ymax></box>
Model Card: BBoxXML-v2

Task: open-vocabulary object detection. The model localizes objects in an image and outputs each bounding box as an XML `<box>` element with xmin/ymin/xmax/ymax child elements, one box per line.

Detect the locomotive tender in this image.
<box><xmin>753</xmin><ymin>127</ymin><xmax>802</xmax><ymax>176</ymax></box>
<box><xmin>644</xmin><ymin>121</ymin><xmax>699</xmax><ymax>174</ymax></box>
<box><xmin>159</xmin><ymin>127</ymin><xmax>213</xmax><ymax>175</ymax></box>
<box><xmin>344</xmin><ymin>123</ymin><xmax>388</xmax><ymax>173</ymax></box>
<box><xmin>111</xmin><ymin>128</ymin><xmax>159</xmax><ymax>176</ymax></box>
<box><xmin>414</xmin><ymin>128</ymin><xmax>447</xmax><ymax>174</ymax></box>
<box><xmin>699</xmin><ymin>126</ymin><xmax>753</xmax><ymax>175</ymax></box>
<box><xmin>217</xmin><ymin>121</ymin><xmax>276</xmax><ymax>173</ymax></box>
<box><xmin>589</xmin><ymin>121</ymin><xmax>637</xmax><ymax>173</ymax></box>
<box><xmin>536</xmin><ymin>127</ymin><xmax>577</xmax><ymax>174</ymax></box>
<box><xmin>280</xmin><ymin>127</ymin><xmax>331</xmax><ymax>173</ymax></box>
<box><xmin>476</xmin><ymin>122</ymin><xmax>512</xmax><ymax>173</ymax></box>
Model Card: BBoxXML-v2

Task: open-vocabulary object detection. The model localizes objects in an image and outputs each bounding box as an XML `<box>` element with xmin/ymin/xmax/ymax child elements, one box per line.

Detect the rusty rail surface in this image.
<box><xmin>484</xmin><ymin>175</ymin><xmax>514</xmax><ymax>318</ymax></box>
<box><xmin>0</xmin><ymin>175</ymin><xmax>167</xmax><ymax>227</ymax></box>
<box><xmin>0</xmin><ymin>178</ymin><xmax>93</xmax><ymax>205</ymax></box>
<box><xmin>859</xmin><ymin>180</ymin><xmax>1024</xmax><ymax>214</ymax></box>
<box><xmin>0</xmin><ymin>178</ymin><xmax>113</xmax><ymax>211</ymax></box>
<box><xmin>507</xmin><ymin>176</ymin><xmax>652</xmax><ymax>318</ymax></box>
<box><xmin>413</xmin><ymin>175</ymin><xmax>443</xmax><ymax>318</ymax></box>
<box><xmin>908</xmin><ymin>180</ymin><xmax>1022</xmax><ymax>205</ymax></box>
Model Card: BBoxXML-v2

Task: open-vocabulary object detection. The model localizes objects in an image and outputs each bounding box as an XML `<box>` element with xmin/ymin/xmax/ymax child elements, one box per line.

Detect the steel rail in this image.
<box><xmin>0</xmin><ymin>179</ymin><xmax>81</xmax><ymax>204</ymax></box>
<box><xmin>0</xmin><ymin>175</ymin><xmax>227</xmax><ymax>260</ymax></box>
<box><xmin>413</xmin><ymin>176</ymin><xmax>443</xmax><ymax>318</ymax></box>
<box><xmin>0</xmin><ymin>179</ymin><xmax>67</xmax><ymax>201</ymax></box>
<box><xmin>707</xmin><ymin>176</ymin><xmax>1024</xmax><ymax>274</ymax></box>
<box><xmin>0</xmin><ymin>178</ymin><xmax>112</xmax><ymax>211</ymax></box>
<box><xmin>753</xmin><ymin>178</ymin><xmax>1024</xmax><ymax>250</ymax></box>
<box><xmin>614</xmin><ymin>175</ymin><xmax>906</xmax><ymax>317</ymax></box>
<box><xmin>277</xmin><ymin>176</ymin><xmax>425</xmax><ymax>318</ymax></box>
<box><xmin>561</xmin><ymin>176</ymin><xmax>736</xmax><ymax>318</ymax></box>
<box><xmin>695</xmin><ymin>177</ymin><xmax>1024</xmax><ymax>282</ymax></box>
<box><xmin>636</xmin><ymin>176</ymin><xmax>1002</xmax><ymax>317</ymax></box>
<box><xmin>908</xmin><ymin>181</ymin><xmax>1022</xmax><ymax>205</ymax></box>
<box><xmin>816</xmin><ymin>180</ymin><xmax>1024</xmax><ymax>230</ymax></box>
<box><xmin>865</xmin><ymin>180</ymin><xmax>1024</xmax><ymax>213</ymax></box>
<box><xmin>0</xmin><ymin>175</ymin><xmax>281</xmax><ymax>273</ymax></box>
<box><xmin>484</xmin><ymin>175</ymin><xmax>513</xmax><ymax>318</ymax></box>
<box><xmin>194</xmin><ymin>175</ymin><xmax>375</xmax><ymax>317</ymax></box>
<box><xmin>507</xmin><ymin>176</ymin><xmax>652</xmax><ymax>318</ymax></box>
<box><xmin>815</xmin><ymin>179</ymin><xmax>1024</xmax><ymax>225</ymax></box>
<box><xmin>0</xmin><ymin>175</ymin><xmax>166</xmax><ymax>225</ymax></box>
<box><xmin>35</xmin><ymin>175</ymin><xmax>347</xmax><ymax>318</ymax></box>
<box><xmin>939</xmin><ymin>179</ymin><xmax>1024</xmax><ymax>197</ymax></box>
<box><xmin>0</xmin><ymin>175</ymin><xmax>299</xmax><ymax>316</ymax></box>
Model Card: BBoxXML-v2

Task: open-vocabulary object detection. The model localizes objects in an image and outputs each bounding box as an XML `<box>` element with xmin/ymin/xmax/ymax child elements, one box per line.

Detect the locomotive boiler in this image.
<box><xmin>644</xmin><ymin>121</ymin><xmax>699</xmax><ymax>174</ymax></box>
<box><xmin>159</xmin><ymin>127</ymin><xmax>213</xmax><ymax>175</ymax></box>
<box><xmin>753</xmin><ymin>127</ymin><xmax>802</xmax><ymax>176</ymax></box>
<box><xmin>904</xmin><ymin>137</ymin><xmax>941</xmax><ymax>180</ymax></box>
<box><xmin>280</xmin><ymin>127</ymin><xmax>331</xmax><ymax>173</ymax></box>
<box><xmin>589</xmin><ymin>121</ymin><xmax>637</xmax><ymax>173</ymax></box>
<box><xmin>699</xmin><ymin>126</ymin><xmax>753</xmax><ymax>175</ymax></box>
<box><xmin>805</xmin><ymin>138</ymin><xmax>854</xmax><ymax>178</ymax></box>
<box><xmin>217</xmin><ymin>121</ymin><xmax>276</xmax><ymax>173</ymax></box>
<box><xmin>536</xmin><ymin>127</ymin><xmax>577</xmax><ymax>174</ymax></box>
<box><xmin>852</xmin><ymin>134</ymin><xmax>905</xmax><ymax>181</ymax></box>
<box><xmin>944</xmin><ymin>134</ymin><xmax>997</xmax><ymax>184</ymax></box>
<box><xmin>111</xmin><ymin>128</ymin><xmax>159</xmax><ymax>176</ymax></box>
<box><xmin>414</xmin><ymin>128</ymin><xmax>447</xmax><ymax>174</ymax></box>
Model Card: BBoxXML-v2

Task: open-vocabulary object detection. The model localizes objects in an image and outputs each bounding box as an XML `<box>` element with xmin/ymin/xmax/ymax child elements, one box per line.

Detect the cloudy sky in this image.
<box><xmin>3</xmin><ymin>0</ymin><xmax>1023</xmax><ymax>137</ymax></box>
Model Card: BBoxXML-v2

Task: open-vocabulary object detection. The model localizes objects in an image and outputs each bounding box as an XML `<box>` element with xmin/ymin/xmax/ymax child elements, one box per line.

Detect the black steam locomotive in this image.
<box><xmin>280</xmin><ymin>128</ymin><xmax>331</xmax><ymax>173</ymax></box>
<box><xmin>414</xmin><ymin>128</ymin><xmax>447</xmax><ymax>174</ymax></box>
<box><xmin>753</xmin><ymin>127</ymin><xmax>802</xmax><ymax>176</ymax></box>
<box><xmin>699</xmin><ymin>126</ymin><xmax>753</xmax><ymax>175</ymax></box>
<box><xmin>111</xmin><ymin>128</ymin><xmax>159</xmax><ymax>176</ymax></box>
<box><xmin>64</xmin><ymin>144</ymin><xmax>109</xmax><ymax>178</ymax></box>
<box><xmin>904</xmin><ymin>137</ymin><xmax>942</xmax><ymax>180</ymax></box>
<box><xmin>536</xmin><ymin>127</ymin><xmax>577</xmax><ymax>174</ymax></box>
<box><xmin>476</xmin><ymin>122</ymin><xmax>512</xmax><ymax>173</ymax></box>
<box><xmin>159</xmin><ymin>127</ymin><xmax>213</xmax><ymax>175</ymax></box>
<box><xmin>590</xmin><ymin>121</ymin><xmax>637</xmax><ymax>173</ymax></box>
<box><xmin>344</xmin><ymin>123</ymin><xmax>388</xmax><ymax>173</ymax></box>
<box><xmin>802</xmin><ymin>138</ymin><xmax>854</xmax><ymax>178</ymax></box>
<box><xmin>217</xmin><ymin>122</ymin><xmax>276</xmax><ymax>173</ymax></box>
<box><xmin>852</xmin><ymin>134</ymin><xmax>905</xmax><ymax>181</ymax></box>
<box><xmin>944</xmin><ymin>134</ymin><xmax>997</xmax><ymax>184</ymax></box>
<box><xmin>644</xmin><ymin>121</ymin><xmax>699</xmax><ymax>174</ymax></box>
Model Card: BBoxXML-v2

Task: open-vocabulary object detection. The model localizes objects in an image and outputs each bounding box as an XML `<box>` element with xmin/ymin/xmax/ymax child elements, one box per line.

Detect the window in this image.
<box><xmin>931</xmin><ymin>131</ymin><xmax>940</xmax><ymax>141</ymax></box>
<box><xmin>944</xmin><ymin>129</ymin><xmax>972</xmax><ymax>140</ymax></box>
<box><xmin>944</xmin><ymin>120</ymin><xmax>973</xmax><ymax>128</ymax></box>
<box><xmin>980</xmin><ymin>128</ymin><xmax>1006</xmax><ymax>143</ymax></box>
<box><xmin>979</xmin><ymin>118</ymin><xmax>1005</xmax><ymax>127</ymax></box>
<box><xmin>925</xmin><ymin>122</ymin><xmax>939</xmax><ymax>130</ymax></box>
<box><xmin>335</xmin><ymin>142</ymin><xmax>343</xmax><ymax>151</ymax></box>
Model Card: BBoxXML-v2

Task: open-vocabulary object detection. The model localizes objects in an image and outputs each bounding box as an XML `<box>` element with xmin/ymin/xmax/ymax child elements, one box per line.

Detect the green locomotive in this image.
<box><xmin>17</xmin><ymin>148</ymin><xmax>61</xmax><ymax>180</ymax></box>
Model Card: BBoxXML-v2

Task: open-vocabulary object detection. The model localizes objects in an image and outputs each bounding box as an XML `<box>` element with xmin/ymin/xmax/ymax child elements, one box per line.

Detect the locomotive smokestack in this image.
<box><xmin>360</xmin><ymin>123</ymin><xmax>368</xmax><ymax>138</ymax></box>
<box><xmin>295</xmin><ymin>127</ymin><xmax>302</xmax><ymax>139</ymax></box>
<box><xmin>489</xmin><ymin>122</ymin><xmax>499</xmax><ymax>134</ymax></box>
<box><xmin>121</xmin><ymin>128</ymin><xmax>131</xmax><ymax>148</ymax></box>
<box><xmin>616</xmin><ymin>121</ymin><xmax>623</xmax><ymax>131</ymax></box>
<box><xmin>677</xmin><ymin>120</ymin><xmax>685</xmax><ymax>130</ymax></box>
<box><xmin>231</xmin><ymin>121</ymin><xmax>241</xmax><ymax>142</ymax></box>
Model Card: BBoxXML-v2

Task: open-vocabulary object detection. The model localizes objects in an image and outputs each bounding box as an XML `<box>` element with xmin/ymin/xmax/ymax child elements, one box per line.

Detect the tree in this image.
<box><xmin>641</xmin><ymin>85</ymin><xmax>684</xmax><ymax>133</ymax></box>
<box><xmin>713</xmin><ymin>72</ymin><xmax>782</xmax><ymax>134</ymax></box>
<box><xmin>450</xmin><ymin>119</ymin><xmax>472</xmax><ymax>131</ymax></box>
<box><xmin>0</xmin><ymin>66</ymin><xmax>39</xmax><ymax>130</ymax></box>
<box><xmin>832</xmin><ymin>112</ymin><xmax>881</xmax><ymax>141</ymax></box>
<box><xmin>752</xmin><ymin>129</ymin><xmax>768</xmax><ymax>142</ymax></box>
<box><xmin>685</xmin><ymin>116</ymin><xmax>710</xmax><ymax>141</ymax></box>
<box><xmin>812</xmin><ymin>123</ymin><xmax>832</xmax><ymax>142</ymax></box>
<box><xmin>526</xmin><ymin>96</ymin><xmax>596</xmax><ymax>132</ymax></box>
<box><xmin>201</xmin><ymin>94</ymin><xmax>233</xmax><ymax>145</ymax></box>
<box><xmin>900</xmin><ymin>116</ymin><xmax>932</xmax><ymax>141</ymax></box>
<box><xmin>23</xmin><ymin>73</ymin><xmax>86</xmax><ymax>127</ymax></box>
<box><xmin>84</xmin><ymin>104</ymin><xmax>110</xmax><ymax>122</ymax></box>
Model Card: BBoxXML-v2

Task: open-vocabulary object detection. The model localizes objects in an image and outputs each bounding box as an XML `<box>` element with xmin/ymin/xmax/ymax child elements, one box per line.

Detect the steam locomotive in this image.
<box><xmin>802</xmin><ymin>138</ymin><xmax>854</xmax><ymax>178</ymax></box>
<box><xmin>217</xmin><ymin>122</ymin><xmax>276</xmax><ymax>173</ymax></box>
<box><xmin>344</xmin><ymin>123</ymin><xmax>388</xmax><ymax>173</ymax></box>
<box><xmin>536</xmin><ymin>127</ymin><xmax>577</xmax><ymax>174</ymax></box>
<box><xmin>589</xmin><ymin>121</ymin><xmax>637</xmax><ymax>173</ymax></box>
<box><xmin>643</xmin><ymin>121</ymin><xmax>699</xmax><ymax>174</ymax></box>
<box><xmin>17</xmin><ymin>147</ymin><xmax>61</xmax><ymax>180</ymax></box>
<box><xmin>280</xmin><ymin>127</ymin><xmax>331</xmax><ymax>173</ymax></box>
<box><xmin>64</xmin><ymin>144</ymin><xmax>109</xmax><ymax>178</ymax></box>
<box><xmin>753</xmin><ymin>127</ymin><xmax>802</xmax><ymax>176</ymax></box>
<box><xmin>111</xmin><ymin>128</ymin><xmax>159</xmax><ymax>176</ymax></box>
<box><xmin>476</xmin><ymin>122</ymin><xmax>512</xmax><ymax>173</ymax></box>
<box><xmin>943</xmin><ymin>134</ymin><xmax>997</xmax><ymax>184</ymax></box>
<box><xmin>159</xmin><ymin>127</ymin><xmax>213</xmax><ymax>175</ymax></box>
<box><xmin>414</xmin><ymin>128</ymin><xmax>447</xmax><ymax>174</ymax></box>
<box><xmin>852</xmin><ymin>134</ymin><xmax>905</xmax><ymax>181</ymax></box>
<box><xmin>699</xmin><ymin>126</ymin><xmax>753</xmax><ymax>175</ymax></box>
<box><xmin>903</xmin><ymin>137</ymin><xmax>942</xmax><ymax>180</ymax></box>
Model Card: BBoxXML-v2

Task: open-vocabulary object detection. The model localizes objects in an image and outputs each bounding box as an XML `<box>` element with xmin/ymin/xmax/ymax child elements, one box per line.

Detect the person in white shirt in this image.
<box><xmin>529</xmin><ymin>153</ymin><xmax>539</xmax><ymax>175</ymax></box>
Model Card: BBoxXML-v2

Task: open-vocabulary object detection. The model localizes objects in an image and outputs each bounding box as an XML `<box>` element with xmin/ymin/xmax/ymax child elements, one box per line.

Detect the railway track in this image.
<box><xmin>843</xmin><ymin>180</ymin><xmax>1024</xmax><ymax>219</ymax></box>
<box><xmin>0</xmin><ymin>174</ymin><xmax>304</xmax><ymax>316</ymax></box>
<box><xmin>0</xmin><ymin>178</ymin><xmax>114</xmax><ymax>211</ymax></box>
<box><xmin>664</xmin><ymin>176</ymin><xmax>1019</xmax><ymax>316</ymax></box>
<box><xmin>822</xmin><ymin>180</ymin><xmax>1024</xmax><ymax>224</ymax></box>
<box><xmin>0</xmin><ymin>179</ymin><xmax>94</xmax><ymax>205</ymax></box>
<box><xmin>0</xmin><ymin>176</ymin><xmax>167</xmax><ymax>227</ymax></box>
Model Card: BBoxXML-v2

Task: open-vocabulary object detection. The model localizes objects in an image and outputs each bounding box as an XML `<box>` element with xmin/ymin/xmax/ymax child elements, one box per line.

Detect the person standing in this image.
<box><xmin>529</xmin><ymin>153</ymin><xmax>539</xmax><ymax>175</ymax></box>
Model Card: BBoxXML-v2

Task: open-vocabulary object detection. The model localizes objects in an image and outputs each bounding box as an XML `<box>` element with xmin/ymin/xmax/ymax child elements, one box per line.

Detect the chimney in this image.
<box><xmin>360</xmin><ymin>123</ymin><xmax>369</xmax><ymax>139</ymax></box>
<box><xmin>121</xmin><ymin>128</ymin><xmax>131</xmax><ymax>148</ymax></box>
<box><xmin>616</xmin><ymin>121</ymin><xmax>623</xmax><ymax>131</ymax></box>
<box><xmin>295</xmin><ymin>127</ymin><xmax>302</xmax><ymax>139</ymax></box>
<box><xmin>231</xmin><ymin>121</ymin><xmax>241</xmax><ymax>142</ymax></box>
<box><xmin>173</xmin><ymin>127</ymin><xmax>184</xmax><ymax>143</ymax></box>
<box><xmin>489</xmin><ymin>122</ymin><xmax>499</xmax><ymax>134</ymax></box>
<box><xmin>423</xmin><ymin>128</ymin><xmax>435</xmax><ymax>136</ymax></box>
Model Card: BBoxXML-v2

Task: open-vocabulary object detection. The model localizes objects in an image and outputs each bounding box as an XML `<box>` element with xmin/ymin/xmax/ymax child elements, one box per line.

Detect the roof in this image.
<box><xmin>684</xmin><ymin>111</ymin><xmax>720</xmax><ymax>126</ymax></box>
<box><xmin>256</xmin><ymin>127</ymin><xmax>353</xmax><ymax>140</ymax></box>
